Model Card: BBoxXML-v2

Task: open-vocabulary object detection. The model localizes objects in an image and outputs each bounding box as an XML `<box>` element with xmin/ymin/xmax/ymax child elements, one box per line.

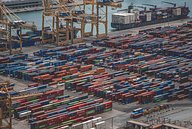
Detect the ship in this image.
<box><xmin>111</xmin><ymin>1</ymin><xmax>190</xmax><ymax>30</ymax></box>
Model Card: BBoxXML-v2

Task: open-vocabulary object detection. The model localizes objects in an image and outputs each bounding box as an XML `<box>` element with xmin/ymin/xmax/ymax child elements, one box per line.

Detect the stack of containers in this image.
<box><xmin>0</xmin><ymin>56</ymin><xmax>10</xmax><ymax>64</ymax></box>
<box><xmin>64</xmin><ymin>69</ymin><xmax>177</xmax><ymax>104</ymax></box>
<box><xmin>13</xmin><ymin>89</ymin><xmax>65</xmax><ymax>119</ymax></box>
<box><xmin>133</xmin><ymin>22</ymin><xmax>192</xmax><ymax>58</ymax></box>
<box><xmin>33</xmin><ymin>44</ymin><xmax>106</xmax><ymax>62</ymax></box>
<box><xmin>1</xmin><ymin>56</ymin><xmax>106</xmax><ymax>86</ymax></box>
<box><xmin>6</xmin><ymin>50</ymin><xmax>186</xmax><ymax>105</ymax></box>
<box><xmin>176</xmin><ymin>82</ymin><xmax>191</xmax><ymax>100</ymax></box>
<box><xmin>92</xmin><ymin>21</ymin><xmax>191</xmax><ymax>61</ymax></box>
<box><xmin>2</xmin><ymin>59</ymin><xmax>67</xmax><ymax>81</ymax></box>
<box><xmin>28</xmin><ymin>95</ymin><xmax>112</xmax><ymax>129</ymax></box>
<box><xmin>112</xmin><ymin>13</ymin><xmax>136</xmax><ymax>25</ymax></box>
<box><xmin>11</xmin><ymin>84</ymin><xmax>112</xmax><ymax>129</ymax></box>
<box><xmin>130</xmin><ymin>104</ymin><xmax>169</xmax><ymax>119</ymax></box>
<box><xmin>92</xmin><ymin>34</ymin><xmax>151</xmax><ymax>48</ymax></box>
<box><xmin>56</xmin><ymin>117</ymin><xmax>104</xmax><ymax>129</ymax></box>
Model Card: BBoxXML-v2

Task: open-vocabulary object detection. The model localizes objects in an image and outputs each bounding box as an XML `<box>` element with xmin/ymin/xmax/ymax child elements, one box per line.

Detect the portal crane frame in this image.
<box><xmin>0</xmin><ymin>3</ymin><xmax>36</xmax><ymax>55</ymax></box>
<box><xmin>0</xmin><ymin>81</ymin><xmax>43</xmax><ymax>129</ymax></box>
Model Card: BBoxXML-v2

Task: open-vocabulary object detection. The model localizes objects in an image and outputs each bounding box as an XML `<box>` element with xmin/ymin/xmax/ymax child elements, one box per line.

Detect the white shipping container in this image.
<box><xmin>157</xmin><ymin>11</ymin><xmax>162</xmax><ymax>15</ymax></box>
<box><xmin>172</xmin><ymin>8</ymin><xmax>181</xmax><ymax>16</ymax></box>
<box><xmin>57</xmin><ymin>82</ymin><xmax>65</xmax><ymax>88</ymax></box>
<box><xmin>83</xmin><ymin>120</ymin><xmax>93</xmax><ymax>129</ymax></box>
<box><xmin>26</xmin><ymin>62</ymin><xmax>35</xmax><ymax>66</ymax></box>
<box><xmin>72</xmin><ymin>123</ymin><xmax>83</xmax><ymax>129</ymax></box>
<box><xmin>60</xmin><ymin>126</ymin><xmax>69</xmax><ymax>129</ymax></box>
<box><xmin>19</xmin><ymin>110</ymin><xmax>31</xmax><ymax>118</ymax></box>
<box><xmin>112</xmin><ymin>14</ymin><xmax>120</xmax><ymax>23</ymax></box>
<box><xmin>92</xmin><ymin>117</ymin><xmax>102</xmax><ymax>127</ymax></box>
<box><xmin>173</xmin><ymin>9</ymin><xmax>176</xmax><ymax>15</ymax></box>
<box><xmin>176</xmin><ymin>8</ymin><xmax>181</xmax><ymax>15</ymax></box>
<box><xmin>146</xmin><ymin>12</ymin><xmax>152</xmax><ymax>21</ymax></box>
<box><xmin>135</xmin><ymin>13</ymin><xmax>140</xmax><ymax>21</ymax></box>
<box><xmin>95</xmin><ymin>121</ymin><xmax>106</xmax><ymax>129</ymax></box>
<box><xmin>131</xmin><ymin>9</ymin><xmax>140</xmax><ymax>20</ymax></box>
<box><xmin>112</xmin><ymin>13</ymin><xmax>136</xmax><ymax>24</ymax></box>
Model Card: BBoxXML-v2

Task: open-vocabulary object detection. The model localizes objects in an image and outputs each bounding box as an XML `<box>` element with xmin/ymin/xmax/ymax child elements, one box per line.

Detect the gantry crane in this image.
<box><xmin>0</xmin><ymin>81</ymin><xmax>43</xmax><ymax>129</ymax></box>
<box><xmin>83</xmin><ymin>0</ymin><xmax>122</xmax><ymax>38</ymax></box>
<box><xmin>42</xmin><ymin>0</ymin><xmax>122</xmax><ymax>45</ymax></box>
<box><xmin>60</xmin><ymin>0</ymin><xmax>87</xmax><ymax>44</ymax></box>
<box><xmin>0</xmin><ymin>2</ymin><xmax>37</xmax><ymax>55</ymax></box>
<box><xmin>42</xmin><ymin>0</ymin><xmax>81</xmax><ymax>45</ymax></box>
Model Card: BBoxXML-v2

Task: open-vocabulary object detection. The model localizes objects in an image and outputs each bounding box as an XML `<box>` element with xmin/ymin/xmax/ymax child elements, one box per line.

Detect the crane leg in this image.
<box><xmin>0</xmin><ymin>108</ymin><xmax>2</xmax><ymax>128</ymax></box>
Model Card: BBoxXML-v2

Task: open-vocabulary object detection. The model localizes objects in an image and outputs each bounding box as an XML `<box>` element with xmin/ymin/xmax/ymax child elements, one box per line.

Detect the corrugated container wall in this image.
<box><xmin>173</xmin><ymin>7</ymin><xmax>182</xmax><ymax>16</ymax></box>
<box><xmin>112</xmin><ymin>13</ymin><xmax>136</xmax><ymax>24</ymax></box>
<box><xmin>131</xmin><ymin>9</ymin><xmax>140</xmax><ymax>20</ymax></box>
<box><xmin>146</xmin><ymin>12</ymin><xmax>152</xmax><ymax>21</ymax></box>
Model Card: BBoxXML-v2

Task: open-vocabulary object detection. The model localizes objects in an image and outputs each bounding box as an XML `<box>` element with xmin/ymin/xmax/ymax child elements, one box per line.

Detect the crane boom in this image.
<box><xmin>11</xmin><ymin>93</ymin><xmax>44</xmax><ymax>100</ymax></box>
<box><xmin>142</xmin><ymin>4</ymin><xmax>157</xmax><ymax>9</ymax></box>
<box><xmin>162</xmin><ymin>1</ymin><xmax>176</xmax><ymax>7</ymax></box>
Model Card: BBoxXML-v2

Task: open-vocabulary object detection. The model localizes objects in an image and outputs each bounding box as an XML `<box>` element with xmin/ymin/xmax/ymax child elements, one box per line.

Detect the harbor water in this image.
<box><xmin>17</xmin><ymin>0</ymin><xmax>192</xmax><ymax>34</ymax></box>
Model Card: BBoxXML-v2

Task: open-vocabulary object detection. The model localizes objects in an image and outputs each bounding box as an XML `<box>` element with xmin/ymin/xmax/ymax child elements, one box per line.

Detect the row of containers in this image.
<box><xmin>29</xmin><ymin>48</ymin><xmax>192</xmax><ymax>83</ymax></box>
<box><xmin>12</xmin><ymin>85</ymin><xmax>112</xmax><ymax>129</ymax></box>
<box><xmin>92</xmin><ymin>21</ymin><xmax>192</xmax><ymax>59</ymax></box>
<box><xmin>1</xmin><ymin>55</ymin><xmax>191</xmax><ymax>105</ymax></box>
<box><xmin>0</xmin><ymin>43</ymin><xmax>191</xmax><ymax>104</ymax></box>
<box><xmin>1</xmin><ymin>45</ymin><xmax>190</xmax><ymax>83</ymax></box>
<box><xmin>130</xmin><ymin>104</ymin><xmax>169</xmax><ymax>119</ymax></box>
<box><xmin>0</xmin><ymin>79</ymin><xmax>108</xmax><ymax>129</ymax></box>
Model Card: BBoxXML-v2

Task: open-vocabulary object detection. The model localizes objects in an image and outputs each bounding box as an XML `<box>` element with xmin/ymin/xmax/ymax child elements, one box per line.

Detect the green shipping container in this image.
<box><xmin>86</xmin><ymin>109</ymin><xmax>96</xmax><ymax>115</ymax></box>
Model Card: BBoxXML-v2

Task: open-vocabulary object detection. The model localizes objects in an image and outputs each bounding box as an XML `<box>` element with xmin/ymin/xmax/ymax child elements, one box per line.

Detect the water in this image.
<box><xmin>17</xmin><ymin>0</ymin><xmax>192</xmax><ymax>34</ymax></box>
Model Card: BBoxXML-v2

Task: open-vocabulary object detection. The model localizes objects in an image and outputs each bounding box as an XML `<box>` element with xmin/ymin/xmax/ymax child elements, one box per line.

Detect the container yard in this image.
<box><xmin>0</xmin><ymin>0</ymin><xmax>192</xmax><ymax>129</ymax></box>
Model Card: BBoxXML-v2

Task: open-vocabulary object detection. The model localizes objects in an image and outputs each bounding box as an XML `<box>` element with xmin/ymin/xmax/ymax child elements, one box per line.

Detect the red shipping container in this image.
<box><xmin>28</xmin><ymin>83</ymin><xmax>39</xmax><ymax>87</ymax></box>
